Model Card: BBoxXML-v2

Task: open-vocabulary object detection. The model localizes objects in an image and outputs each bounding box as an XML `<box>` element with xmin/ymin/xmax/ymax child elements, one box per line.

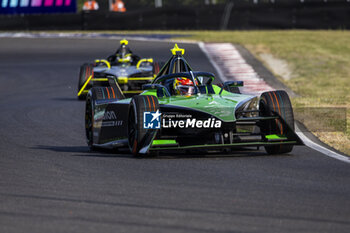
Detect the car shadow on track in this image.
<box><xmin>51</xmin><ymin>97</ymin><xmax>80</xmax><ymax>102</ymax></box>
<box><xmin>152</xmin><ymin>148</ymin><xmax>272</xmax><ymax>160</ymax></box>
<box><xmin>33</xmin><ymin>145</ymin><xmax>292</xmax><ymax>160</ymax></box>
<box><xmin>32</xmin><ymin>145</ymin><xmax>133</xmax><ymax>158</ymax></box>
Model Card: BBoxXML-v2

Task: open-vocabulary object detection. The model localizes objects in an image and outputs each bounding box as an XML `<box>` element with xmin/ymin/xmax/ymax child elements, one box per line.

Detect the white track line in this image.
<box><xmin>0</xmin><ymin>32</ymin><xmax>199</xmax><ymax>44</ymax></box>
<box><xmin>296</xmin><ymin>127</ymin><xmax>350</xmax><ymax>163</ymax></box>
<box><xmin>199</xmin><ymin>41</ymin><xmax>350</xmax><ymax>164</ymax></box>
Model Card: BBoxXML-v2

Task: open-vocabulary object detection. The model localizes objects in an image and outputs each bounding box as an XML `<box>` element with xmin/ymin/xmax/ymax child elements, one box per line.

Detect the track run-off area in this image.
<box><xmin>0</xmin><ymin>37</ymin><xmax>349</xmax><ymax>233</ymax></box>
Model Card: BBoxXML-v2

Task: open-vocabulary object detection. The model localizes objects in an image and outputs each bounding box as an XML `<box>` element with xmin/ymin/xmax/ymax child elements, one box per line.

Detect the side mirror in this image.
<box><xmin>219</xmin><ymin>81</ymin><xmax>244</xmax><ymax>95</ymax></box>
<box><xmin>94</xmin><ymin>59</ymin><xmax>111</xmax><ymax>69</ymax></box>
<box><xmin>137</xmin><ymin>58</ymin><xmax>154</xmax><ymax>69</ymax></box>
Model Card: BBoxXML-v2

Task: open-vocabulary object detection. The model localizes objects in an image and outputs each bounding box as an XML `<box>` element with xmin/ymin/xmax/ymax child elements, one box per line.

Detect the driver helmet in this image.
<box><xmin>118</xmin><ymin>40</ymin><xmax>132</xmax><ymax>63</ymax></box>
<box><xmin>173</xmin><ymin>77</ymin><xmax>196</xmax><ymax>96</ymax></box>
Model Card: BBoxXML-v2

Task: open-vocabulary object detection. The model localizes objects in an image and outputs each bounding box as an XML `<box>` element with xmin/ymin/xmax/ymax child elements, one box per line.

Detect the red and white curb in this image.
<box><xmin>198</xmin><ymin>42</ymin><xmax>274</xmax><ymax>95</ymax></box>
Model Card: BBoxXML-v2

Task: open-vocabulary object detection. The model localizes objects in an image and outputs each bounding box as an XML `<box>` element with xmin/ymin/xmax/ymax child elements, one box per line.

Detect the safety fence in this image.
<box><xmin>1</xmin><ymin>2</ymin><xmax>349</xmax><ymax>30</ymax></box>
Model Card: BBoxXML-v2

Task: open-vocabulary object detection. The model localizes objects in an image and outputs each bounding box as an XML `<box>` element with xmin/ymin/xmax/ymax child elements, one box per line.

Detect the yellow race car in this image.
<box><xmin>77</xmin><ymin>39</ymin><xmax>164</xmax><ymax>100</ymax></box>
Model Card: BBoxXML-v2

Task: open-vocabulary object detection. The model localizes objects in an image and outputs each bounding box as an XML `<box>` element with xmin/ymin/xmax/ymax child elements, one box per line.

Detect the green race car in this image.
<box><xmin>85</xmin><ymin>44</ymin><xmax>303</xmax><ymax>156</ymax></box>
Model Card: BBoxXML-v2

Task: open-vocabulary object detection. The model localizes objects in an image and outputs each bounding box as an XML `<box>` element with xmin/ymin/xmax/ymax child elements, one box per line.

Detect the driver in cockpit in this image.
<box><xmin>107</xmin><ymin>39</ymin><xmax>140</xmax><ymax>65</ymax></box>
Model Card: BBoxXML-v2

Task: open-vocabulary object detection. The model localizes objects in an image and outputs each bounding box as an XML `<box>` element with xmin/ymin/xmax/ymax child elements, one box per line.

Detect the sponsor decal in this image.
<box><xmin>162</xmin><ymin>118</ymin><xmax>221</xmax><ymax>128</ymax></box>
<box><xmin>103</xmin><ymin>111</ymin><xmax>117</xmax><ymax>120</ymax></box>
<box><xmin>143</xmin><ymin>111</ymin><xmax>222</xmax><ymax>129</ymax></box>
<box><xmin>162</xmin><ymin>113</ymin><xmax>192</xmax><ymax>118</ymax></box>
<box><xmin>102</xmin><ymin>121</ymin><xmax>123</xmax><ymax>127</ymax></box>
<box><xmin>102</xmin><ymin>111</ymin><xmax>123</xmax><ymax>127</ymax></box>
<box><xmin>144</xmin><ymin>110</ymin><xmax>161</xmax><ymax>129</ymax></box>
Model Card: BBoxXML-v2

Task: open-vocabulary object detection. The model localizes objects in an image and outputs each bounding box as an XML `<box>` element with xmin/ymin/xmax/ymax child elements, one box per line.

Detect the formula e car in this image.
<box><xmin>85</xmin><ymin>44</ymin><xmax>303</xmax><ymax>156</ymax></box>
<box><xmin>77</xmin><ymin>39</ymin><xmax>163</xmax><ymax>100</ymax></box>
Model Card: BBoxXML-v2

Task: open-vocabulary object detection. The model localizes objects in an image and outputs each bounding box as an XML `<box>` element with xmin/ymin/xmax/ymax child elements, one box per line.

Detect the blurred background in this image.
<box><xmin>1</xmin><ymin>0</ymin><xmax>349</xmax><ymax>30</ymax></box>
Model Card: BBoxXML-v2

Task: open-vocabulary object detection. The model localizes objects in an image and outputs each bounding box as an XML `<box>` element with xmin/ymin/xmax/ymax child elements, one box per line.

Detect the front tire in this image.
<box><xmin>259</xmin><ymin>90</ymin><xmax>294</xmax><ymax>154</ymax></box>
<box><xmin>127</xmin><ymin>95</ymin><xmax>159</xmax><ymax>157</ymax></box>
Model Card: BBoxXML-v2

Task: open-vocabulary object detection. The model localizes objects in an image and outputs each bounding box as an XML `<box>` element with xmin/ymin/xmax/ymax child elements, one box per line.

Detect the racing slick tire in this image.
<box><xmin>259</xmin><ymin>90</ymin><xmax>294</xmax><ymax>155</ymax></box>
<box><xmin>127</xmin><ymin>95</ymin><xmax>160</xmax><ymax>157</ymax></box>
<box><xmin>153</xmin><ymin>61</ymin><xmax>165</xmax><ymax>75</ymax></box>
<box><xmin>78</xmin><ymin>63</ymin><xmax>94</xmax><ymax>100</ymax></box>
<box><xmin>85</xmin><ymin>89</ymin><xmax>96</xmax><ymax>150</ymax></box>
<box><xmin>85</xmin><ymin>86</ymin><xmax>122</xmax><ymax>150</ymax></box>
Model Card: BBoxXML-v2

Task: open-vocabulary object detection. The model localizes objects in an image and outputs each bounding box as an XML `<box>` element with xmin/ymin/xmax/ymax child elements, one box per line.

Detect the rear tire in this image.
<box><xmin>85</xmin><ymin>92</ymin><xmax>95</xmax><ymax>149</ymax></box>
<box><xmin>78</xmin><ymin>63</ymin><xmax>94</xmax><ymax>100</ymax></box>
<box><xmin>127</xmin><ymin>95</ymin><xmax>159</xmax><ymax>157</ymax></box>
<box><xmin>153</xmin><ymin>61</ymin><xmax>165</xmax><ymax>75</ymax></box>
<box><xmin>259</xmin><ymin>90</ymin><xmax>294</xmax><ymax>154</ymax></box>
<box><xmin>85</xmin><ymin>86</ymin><xmax>122</xmax><ymax>150</ymax></box>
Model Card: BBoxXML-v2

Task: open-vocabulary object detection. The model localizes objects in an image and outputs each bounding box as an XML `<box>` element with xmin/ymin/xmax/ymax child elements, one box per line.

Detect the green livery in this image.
<box><xmin>84</xmin><ymin>44</ymin><xmax>303</xmax><ymax>157</ymax></box>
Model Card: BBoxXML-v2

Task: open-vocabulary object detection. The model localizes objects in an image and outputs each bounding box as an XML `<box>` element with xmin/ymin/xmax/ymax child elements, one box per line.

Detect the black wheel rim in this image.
<box><xmin>259</xmin><ymin>99</ymin><xmax>271</xmax><ymax>134</ymax></box>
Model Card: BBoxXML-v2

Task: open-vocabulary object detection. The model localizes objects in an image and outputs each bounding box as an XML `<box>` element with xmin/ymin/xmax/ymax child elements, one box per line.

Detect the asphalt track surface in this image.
<box><xmin>0</xmin><ymin>38</ymin><xmax>349</xmax><ymax>233</ymax></box>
